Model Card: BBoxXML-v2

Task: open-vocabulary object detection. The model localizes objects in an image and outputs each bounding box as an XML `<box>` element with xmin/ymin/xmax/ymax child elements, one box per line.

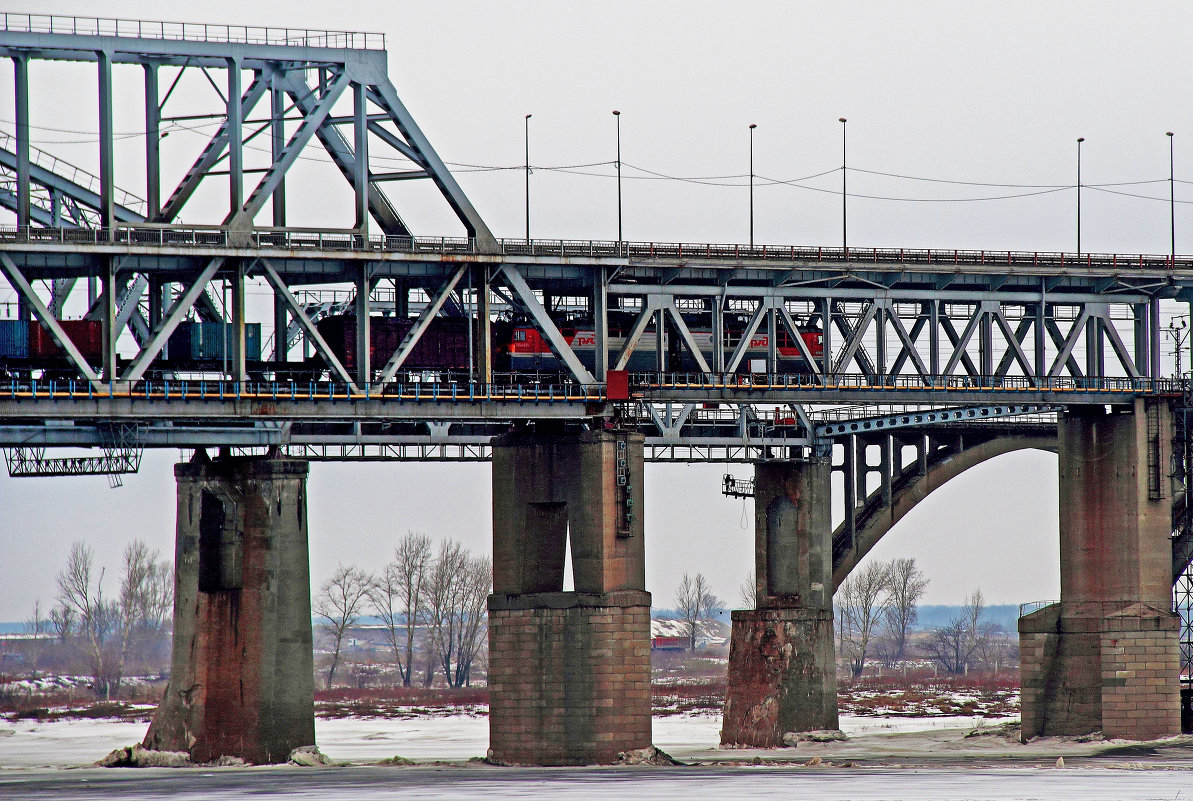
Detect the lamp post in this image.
<box><xmin>524</xmin><ymin>113</ymin><xmax>532</xmax><ymax>242</ymax></box>
<box><xmin>749</xmin><ymin>123</ymin><xmax>757</xmax><ymax>247</ymax></box>
<box><xmin>1169</xmin><ymin>131</ymin><xmax>1176</xmax><ymax>261</ymax></box>
<box><xmin>613</xmin><ymin>110</ymin><xmax>622</xmax><ymax>249</ymax></box>
<box><xmin>1077</xmin><ymin>137</ymin><xmax>1085</xmax><ymax>257</ymax></box>
<box><xmin>839</xmin><ymin>117</ymin><xmax>848</xmax><ymax>259</ymax></box>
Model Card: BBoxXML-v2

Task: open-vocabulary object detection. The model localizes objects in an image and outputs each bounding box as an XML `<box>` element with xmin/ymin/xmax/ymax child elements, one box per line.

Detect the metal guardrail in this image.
<box><xmin>1019</xmin><ymin>599</ymin><xmax>1177</xmax><ymax>618</ymax></box>
<box><xmin>2</xmin><ymin>226</ymin><xmax>1192</xmax><ymax>272</ymax></box>
<box><xmin>2</xmin><ymin>376</ymin><xmax>605</xmax><ymax>404</ymax></box>
<box><xmin>0</xmin><ymin>12</ymin><xmax>385</xmax><ymax>50</ymax></box>
<box><xmin>0</xmin><ymin>372</ymin><xmax>1176</xmax><ymax>407</ymax></box>
<box><xmin>627</xmin><ymin>372</ymin><xmax>1174</xmax><ymax>395</ymax></box>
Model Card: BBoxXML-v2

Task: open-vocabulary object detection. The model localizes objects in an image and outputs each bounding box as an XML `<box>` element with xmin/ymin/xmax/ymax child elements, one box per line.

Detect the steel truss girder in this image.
<box><xmin>2</xmin><ymin>27</ymin><xmax>495</xmax><ymax>247</ymax></box>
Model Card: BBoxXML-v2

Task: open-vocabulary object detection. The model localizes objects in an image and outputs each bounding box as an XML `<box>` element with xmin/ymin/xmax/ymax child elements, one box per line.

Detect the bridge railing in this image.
<box><xmin>0</xmin><ymin>372</ymin><xmax>1179</xmax><ymax>404</ymax></box>
<box><xmin>628</xmin><ymin>371</ymin><xmax>1174</xmax><ymax>395</ymax></box>
<box><xmin>1</xmin><ymin>375</ymin><xmax>606</xmax><ymax>404</ymax></box>
<box><xmin>3</xmin><ymin>225</ymin><xmax>1190</xmax><ymax>271</ymax></box>
<box><xmin>0</xmin><ymin>12</ymin><xmax>385</xmax><ymax>50</ymax></box>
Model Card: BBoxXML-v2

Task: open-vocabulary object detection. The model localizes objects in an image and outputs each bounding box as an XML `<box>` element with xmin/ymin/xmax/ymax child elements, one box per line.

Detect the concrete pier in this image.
<box><xmin>487</xmin><ymin>428</ymin><xmax>652</xmax><ymax>765</ymax></box>
<box><xmin>1019</xmin><ymin>400</ymin><xmax>1180</xmax><ymax>741</ymax></box>
<box><xmin>144</xmin><ymin>453</ymin><xmax>315</xmax><ymax>764</ymax></box>
<box><xmin>721</xmin><ymin>458</ymin><xmax>838</xmax><ymax>746</ymax></box>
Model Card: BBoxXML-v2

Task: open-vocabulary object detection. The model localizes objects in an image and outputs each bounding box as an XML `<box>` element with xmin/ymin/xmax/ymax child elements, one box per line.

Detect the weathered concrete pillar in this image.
<box><xmin>488</xmin><ymin>427</ymin><xmax>651</xmax><ymax>765</ymax></box>
<box><xmin>144</xmin><ymin>454</ymin><xmax>315</xmax><ymax>764</ymax></box>
<box><xmin>1019</xmin><ymin>399</ymin><xmax>1179</xmax><ymax>741</ymax></box>
<box><xmin>721</xmin><ymin>457</ymin><xmax>838</xmax><ymax>746</ymax></box>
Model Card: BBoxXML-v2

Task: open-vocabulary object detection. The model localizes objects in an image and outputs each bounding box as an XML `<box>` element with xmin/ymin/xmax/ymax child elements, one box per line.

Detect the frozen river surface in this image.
<box><xmin>3</xmin><ymin>713</ymin><xmax>1193</xmax><ymax>800</ymax></box>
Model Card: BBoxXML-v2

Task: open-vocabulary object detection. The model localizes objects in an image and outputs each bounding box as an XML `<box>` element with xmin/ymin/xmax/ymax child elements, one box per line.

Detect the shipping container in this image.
<box><xmin>28</xmin><ymin>320</ymin><xmax>104</xmax><ymax>360</ymax></box>
<box><xmin>316</xmin><ymin>315</ymin><xmax>471</xmax><ymax>374</ymax></box>
<box><xmin>167</xmin><ymin>322</ymin><xmax>262</xmax><ymax>362</ymax></box>
<box><xmin>0</xmin><ymin>320</ymin><xmax>28</xmax><ymax>359</ymax></box>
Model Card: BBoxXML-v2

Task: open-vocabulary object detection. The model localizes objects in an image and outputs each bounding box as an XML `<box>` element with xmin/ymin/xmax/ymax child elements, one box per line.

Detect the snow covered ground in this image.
<box><xmin>4</xmin><ymin>712</ymin><xmax>1193</xmax><ymax>800</ymax></box>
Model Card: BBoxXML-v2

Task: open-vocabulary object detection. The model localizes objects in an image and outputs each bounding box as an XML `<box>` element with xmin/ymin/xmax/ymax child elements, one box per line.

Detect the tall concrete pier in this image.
<box><xmin>1019</xmin><ymin>400</ymin><xmax>1180</xmax><ymax>741</ymax></box>
<box><xmin>721</xmin><ymin>458</ymin><xmax>838</xmax><ymax>746</ymax></box>
<box><xmin>144</xmin><ymin>453</ymin><xmax>315</xmax><ymax>764</ymax></box>
<box><xmin>487</xmin><ymin>427</ymin><xmax>652</xmax><ymax>765</ymax></box>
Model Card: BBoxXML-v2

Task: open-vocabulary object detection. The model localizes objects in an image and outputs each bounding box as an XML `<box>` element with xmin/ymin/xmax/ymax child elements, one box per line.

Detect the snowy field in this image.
<box><xmin>4</xmin><ymin>713</ymin><xmax>1193</xmax><ymax>800</ymax></box>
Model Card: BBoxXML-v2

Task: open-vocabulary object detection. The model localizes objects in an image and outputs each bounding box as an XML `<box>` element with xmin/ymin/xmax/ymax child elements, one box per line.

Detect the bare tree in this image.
<box><xmin>315</xmin><ymin>564</ymin><xmax>372</xmax><ymax>690</ymax></box>
<box><xmin>675</xmin><ymin>573</ymin><xmax>722</xmax><ymax>651</ymax></box>
<box><xmin>738</xmin><ymin>570</ymin><xmax>757</xmax><ymax>611</ymax></box>
<box><xmin>54</xmin><ymin>541</ymin><xmax>169</xmax><ymax>699</ymax></box>
<box><xmin>883</xmin><ymin>557</ymin><xmax>929</xmax><ymax>661</ymax></box>
<box><xmin>24</xmin><ymin>599</ymin><xmax>47</xmax><ymax>675</ymax></box>
<box><xmin>424</xmin><ymin>541</ymin><xmax>491</xmax><ymax>688</ymax></box>
<box><xmin>835</xmin><ymin>560</ymin><xmax>892</xmax><ymax>677</ymax></box>
<box><xmin>451</xmin><ymin>554</ymin><xmax>491</xmax><ymax>687</ymax></box>
<box><xmin>119</xmin><ymin>541</ymin><xmax>173</xmax><ymax>666</ymax></box>
<box><xmin>370</xmin><ymin>532</ymin><xmax>432</xmax><ymax>686</ymax></box>
<box><xmin>924</xmin><ymin>588</ymin><xmax>988</xmax><ymax>674</ymax></box>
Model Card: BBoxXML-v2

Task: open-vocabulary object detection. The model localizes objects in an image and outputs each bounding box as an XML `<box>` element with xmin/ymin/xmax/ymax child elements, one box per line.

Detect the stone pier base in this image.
<box><xmin>487</xmin><ymin>591</ymin><xmax>652</xmax><ymax>765</ymax></box>
<box><xmin>1019</xmin><ymin>602</ymin><xmax>1180</xmax><ymax>741</ymax></box>
<box><xmin>721</xmin><ymin>607</ymin><xmax>838</xmax><ymax>746</ymax></box>
<box><xmin>143</xmin><ymin>455</ymin><xmax>315</xmax><ymax>764</ymax></box>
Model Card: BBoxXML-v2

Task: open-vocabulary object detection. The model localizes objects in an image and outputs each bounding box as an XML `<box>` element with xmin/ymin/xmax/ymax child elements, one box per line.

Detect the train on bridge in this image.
<box><xmin>0</xmin><ymin>310</ymin><xmax>825</xmax><ymax>382</ymax></box>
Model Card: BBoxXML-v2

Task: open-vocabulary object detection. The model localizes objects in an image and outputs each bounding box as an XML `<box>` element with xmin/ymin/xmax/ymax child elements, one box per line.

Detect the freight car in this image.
<box><xmin>0</xmin><ymin>318</ymin><xmax>104</xmax><ymax>378</ymax></box>
<box><xmin>311</xmin><ymin>314</ymin><xmax>515</xmax><ymax>376</ymax></box>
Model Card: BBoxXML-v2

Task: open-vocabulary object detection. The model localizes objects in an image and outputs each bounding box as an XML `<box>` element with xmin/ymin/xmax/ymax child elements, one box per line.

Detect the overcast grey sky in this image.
<box><xmin>2</xmin><ymin>1</ymin><xmax>1191</xmax><ymax>620</ymax></box>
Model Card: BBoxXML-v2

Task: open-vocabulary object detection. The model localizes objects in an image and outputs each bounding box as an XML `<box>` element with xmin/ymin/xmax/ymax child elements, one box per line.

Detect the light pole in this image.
<box><xmin>613</xmin><ymin>110</ymin><xmax>622</xmax><ymax>248</ymax></box>
<box><xmin>524</xmin><ymin>113</ymin><xmax>532</xmax><ymax>241</ymax></box>
<box><xmin>839</xmin><ymin>117</ymin><xmax>848</xmax><ymax>259</ymax></box>
<box><xmin>1169</xmin><ymin>131</ymin><xmax>1176</xmax><ymax>261</ymax></box>
<box><xmin>749</xmin><ymin>123</ymin><xmax>757</xmax><ymax>247</ymax></box>
<box><xmin>1077</xmin><ymin>137</ymin><xmax>1085</xmax><ymax>257</ymax></box>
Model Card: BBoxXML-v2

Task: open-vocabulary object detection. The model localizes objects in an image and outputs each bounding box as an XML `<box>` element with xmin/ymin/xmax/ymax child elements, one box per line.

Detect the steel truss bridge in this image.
<box><xmin>5</xmin><ymin>8</ymin><xmax>1193</xmax><ymax>676</ymax></box>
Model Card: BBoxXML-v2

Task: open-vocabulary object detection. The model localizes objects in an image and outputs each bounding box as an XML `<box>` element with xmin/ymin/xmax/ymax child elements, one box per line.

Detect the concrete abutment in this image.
<box><xmin>722</xmin><ymin>458</ymin><xmax>838</xmax><ymax>746</ymax></box>
<box><xmin>1019</xmin><ymin>400</ymin><xmax>1181</xmax><ymax>741</ymax></box>
<box><xmin>144</xmin><ymin>453</ymin><xmax>315</xmax><ymax>764</ymax></box>
<box><xmin>488</xmin><ymin>428</ymin><xmax>652</xmax><ymax>765</ymax></box>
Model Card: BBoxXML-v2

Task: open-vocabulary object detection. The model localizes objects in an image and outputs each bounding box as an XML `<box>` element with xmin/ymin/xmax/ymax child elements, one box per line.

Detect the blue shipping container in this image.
<box><xmin>0</xmin><ymin>320</ymin><xmax>29</xmax><ymax>359</ymax></box>
<box><xmin>167</xmin><ymin>322</ymin><xmax>261</xmax><ymax>362</ymax></box>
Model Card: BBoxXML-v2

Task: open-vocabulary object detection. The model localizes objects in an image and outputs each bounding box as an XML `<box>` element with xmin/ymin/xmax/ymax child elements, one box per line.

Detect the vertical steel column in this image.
<box><xmin>227</xmin><ymin>58</ymin><xmax>243</xmax><ymax>218</ymax></box>
<box><xmin>271</xmin><ymin>70</ymin><xmax>287</xmax><ymax>226</ymax></box>
<box><xmin>101</xmin><ymin>259</ymin><xmax>117</xmax><ymax>380</ymax></box>
<box><xmin>475</xmin><ymin>265</ymin><xmax>492</xmax><ymax>384</ymax></box>
<box><xmin>842</xmin><ymin>435</ymin><xmax>857</xmax><ymax>547</ymax></box>
<box><xmin>928</xmin><ymin>300</ymin><xmax>940</xmax><ymax>380</ymax></box>
<box><xmin>97</xmin><ymin>50</ymin><xmax>115</xmax><ymax>234</ymax></box>
<box><xmin>1035</xmin><ymin>302</ymin><xmax>1048</xmax><ymax>386</ymax></box>
<box><xmin>855</xmin><ymin>438</ymin><xmax>868</xmax><ymax>507</ymax></box>
<box><xmin>355</xmin><ymin>264</ymin><xmax>370</xmax><ymax>386</ymax></box>
<box><xmin>874</xmin><ymin>302</ymin><xmax>886</xmax><ymax>381</ymax></box>
<box><xmin>766</xmin><ymin>304</ymin><xmax>778</xmax><ymax>374</ymax></box>
<box><xmin>148</xmin><ymin>278</ymin><xmax>164</xmax><ymax>358</ymax></box>
<box><xmin>1150</xmin><ymin>296</ymin><xmax>1162</xmax><ymax>382</ymax></box>
<box><xmin>655</xmin><ymin>307</ymin><xmax>666</xmax><ymax>372</ymax></box>
<box><xmin>979</xmin><ymin>304</ymin><xmax>994</xmax><ymax>378</ymax></box>
<box><xmin>821</xmin><ymin>298</ymin><xmax>833</xmax><ymax>377</ymax></box>
<box><xmin>353</xmin><ymin>82</ymin><xmax>369</xmax><ymax>235</ymax></box>
<box><xmin>394</xmin><ymin>278</ymin><xmax>408</xmax><ymax>318</ymax></box>
<box><xmin>1134</xmin><ymin>303</ymin><xmax>1150</xmax><ymax>377</ymax></box>
<box><xmin>1086</xmin><ymin>315</ymin><xmax>1104</xmax><ymax>380</ymax></box>
<box><xmin>230</xmin><ymin>260</ymin><xmax>247</xmax><ymax>382</ymax></box>
<box><xmin>879</xmin><ymin>436</ymin><xmax>893</xmax><ymax>508</ymax></box>
<box><xmin>144</xmin><ymin>62</ymin><xmax>161</xmax><ymax>219</ymax></box>
<box><xmin>711</xmin><ymin>295</ymin><xmax>725</xmax><ymax>374</ymax></box>
<box><xmin>13</xmin><ymin>55</ymin><xmax>30</xmax><ymax>231</ymax></box>
<box><xmin>591</xmin><ymin>267</ymin><xmax>608</xmax><ymax>382</ymax></box>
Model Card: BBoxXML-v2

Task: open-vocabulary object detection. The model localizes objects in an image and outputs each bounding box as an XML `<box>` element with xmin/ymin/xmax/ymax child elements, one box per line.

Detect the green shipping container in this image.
<box><xmin>168</xmin><ymin>322</ymin><xmax>261</xmax><ymax>362</ymax></box>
